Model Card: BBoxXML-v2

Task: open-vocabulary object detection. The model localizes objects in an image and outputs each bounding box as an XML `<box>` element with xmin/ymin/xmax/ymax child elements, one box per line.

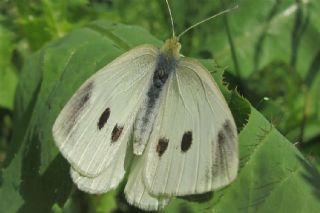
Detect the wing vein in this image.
<box><xmin>175</xmin><ymin>71</ymin><xmax>192</xmax><ymax>193</ymax></box>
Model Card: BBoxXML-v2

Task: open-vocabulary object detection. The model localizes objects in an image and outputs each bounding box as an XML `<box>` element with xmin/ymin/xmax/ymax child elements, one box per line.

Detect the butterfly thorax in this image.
<box><xmin>161</xmin><ymin>36</ymin><xmax>181</xmax><ymax>59</ymax></box>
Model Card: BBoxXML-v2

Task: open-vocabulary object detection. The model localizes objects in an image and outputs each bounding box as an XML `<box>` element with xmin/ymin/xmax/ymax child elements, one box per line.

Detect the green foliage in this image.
<box><xmin>0</xmin><ymin>24</ymin><xmax>17</xmax><ymax>110</ymax></box>
<box><xmin>0</xmin><ymin>0</ymin><xmax>319</xmax><ymax>212</ymax></box>
<box><xmin>207</xmin><ymin>0</ymin><xmax>320</xmax><ymax>145</ymax></box>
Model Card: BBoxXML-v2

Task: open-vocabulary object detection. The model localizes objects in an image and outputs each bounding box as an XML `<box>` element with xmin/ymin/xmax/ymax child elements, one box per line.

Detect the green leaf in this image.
<box><xmin>198</xmin><ymin>0</ymin><xmax>320</xmax><ymax>144</ymax></box>
<box><xmin>0</xmin><ymin>25</ymin><xmax>18</xmax><ymax>110</ymax></box>
<box><xmin>0</xmin><ymin>67</ymin><xmax>17</xmax><ymax>110</ymax></box>
<box><xmin>203</xmin><ymin>0</ymin><xmax>320</xmax><ymax>77</ymax></box>
<box><xmin>0</xmin><ymin>21</ymin><xmax>319</xmax><ymax>213</ymax></box>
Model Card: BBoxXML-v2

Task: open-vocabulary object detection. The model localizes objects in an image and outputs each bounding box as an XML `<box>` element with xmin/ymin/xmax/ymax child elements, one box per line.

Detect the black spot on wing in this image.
<box><xmin>111</xmin><ymin>124</ymin><xmax>124</xmax><ymax>142</ymax></box>
<box><xmin>156</xmin><ymin>137</ymin><xmax>169</xmax><ymax>157</ymax></box>
<box><xmin>97</xmin><ymin>107</ymin><xmax>110</xmax><ymax>130</ymax></box>
<box><xmin>181</xmin><ymin>131</ymin><xmax>192</xmax><ymax>152</ymax></box>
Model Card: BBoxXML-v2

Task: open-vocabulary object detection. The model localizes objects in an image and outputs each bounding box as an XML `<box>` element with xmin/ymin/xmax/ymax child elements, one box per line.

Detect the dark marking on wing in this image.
<box><xmin>66</xmin><ymin>81</ymin><xmax>93</xmax><ymax>134</ymax></box>
<box><xmin>74</xmin><ymin>81</ymin><xmax>93</xmax><ymax>116</ymax></box>
<box><xmin>181</xmin><ymin>131</ymin><xmax>192</xmax><ymax>152</ymax></box>
<box><xmin>98</xmin><ymin>107</ymin><xmax>110</xmax><ymax>130</ymax></box>
<box><xmin>78</xmin><ymin>82</ymin><xmax>93</xmax><ymax>109</ymax></box>
<box><xmin>111</xmin><ymin>124</ymin><xmax>124</xmax><ymax>142</ymax></box>
<box><xmin>212</xmin><ymin>131</ymin><xmax>227</xmax><ymax>178</ymax></box>
<box><xmin>211</xmin><ymin>138</ymin><xmax>221</xmax><ymax>177</ymax></box>
<box><xmin>156</xmin><ymin>137</ymin><xmax>169</xmax><ymax>157</ymax></box>
<box><xmin>213</xmin><ymin>119</ymin><xmax>237</xmax><ymax>179</ymax></box>
<box><xmin>218</xmin><ymin>131</ymin><xmax>226</xmax><ymax>144</ymax></box>
<box><xmin>223</xmin><ymin>119</ymin><xmax>235</xmax><ymax>138</ymax></box>
<box><xmin>218</xmin><ymin>120</ymin><xmax>235</xmax><ymax>144</ymax></box>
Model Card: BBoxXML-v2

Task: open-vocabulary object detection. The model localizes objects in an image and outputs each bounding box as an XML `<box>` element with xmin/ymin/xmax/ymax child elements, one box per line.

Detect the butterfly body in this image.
<box><xmin>134</xmin><ymin>38</ymin><xmax>180</xmax><ymax>154</ymax></box>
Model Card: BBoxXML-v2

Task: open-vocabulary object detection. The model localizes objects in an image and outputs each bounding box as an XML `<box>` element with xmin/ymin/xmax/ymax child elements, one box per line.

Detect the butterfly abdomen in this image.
<box><xmin>133</xmin><ymin>51</ymin><xmax>178</xmax><ymax>155</ymax></box>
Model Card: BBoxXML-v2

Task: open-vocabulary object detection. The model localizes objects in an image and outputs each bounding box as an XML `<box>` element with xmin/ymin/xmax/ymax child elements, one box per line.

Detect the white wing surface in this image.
<box><xmin>125</xmin><ymin>153</ymin><xmax>170</xmax><ymax>211</ymax></box>
<box><xmin>144</xmin><ymin>57</ymin><xmax>238</xmax><ymax>196</ymax></box>
<box><xmin>70</xmin><ymin>124</ymin><xmax>131</xmax><ymax>193</ymax></box>
<box><xmin>53</xmin><ymin>45</ymin><xmax>158</xmax><ymax>177</ymax></box>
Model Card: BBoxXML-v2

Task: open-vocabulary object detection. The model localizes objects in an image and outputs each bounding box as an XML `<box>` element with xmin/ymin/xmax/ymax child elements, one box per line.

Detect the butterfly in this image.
<box><xmin>52</xmin><ymin>1</ymin><xmax>239</xmax><ymax>211</ymax></box>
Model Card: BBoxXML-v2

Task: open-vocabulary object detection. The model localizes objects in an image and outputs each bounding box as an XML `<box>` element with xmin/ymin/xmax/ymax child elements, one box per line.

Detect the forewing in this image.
<box><xmin>53</xmin><ymin>45</ymin><xmax>158</xmax><ymax>177</ymax></box>
<box><xmin>144</xmin><ymin>58</ymin><xmax>238</xmax><ymax>196</ymax></box>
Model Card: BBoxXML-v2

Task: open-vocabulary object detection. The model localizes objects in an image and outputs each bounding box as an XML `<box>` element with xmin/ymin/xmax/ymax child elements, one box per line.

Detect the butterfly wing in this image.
<box><xmin>144</xmin><ymin>57</ymin><xmax>238</xmax><ymax>196</ymax></box>
<box><xmin>70</xmin><ymin>124</ymin><xmax>131</xmax><ymax>193</ymax></box>
<box><xmin>124</xmin><ymin>153</ymin><xmax>170</xmax><ymax>211</ymax></box>
<box><xmin>53</xmin><ymin>45</ymin><xmax>158</xmax><ymax>177</ymax></box>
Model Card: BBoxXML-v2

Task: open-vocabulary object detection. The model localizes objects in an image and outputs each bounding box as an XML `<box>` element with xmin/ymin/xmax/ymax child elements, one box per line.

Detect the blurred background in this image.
<box><xmin>0</xmin><ymin>0</ymin><xmax>319</xmax><ymax>212</ymax></box>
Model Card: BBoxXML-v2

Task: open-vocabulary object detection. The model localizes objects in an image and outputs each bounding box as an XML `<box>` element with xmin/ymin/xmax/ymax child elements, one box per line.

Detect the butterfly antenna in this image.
<box><xmin>177</xmin><ymin>4</ymin><xmax>238</xmax><ymax>40</ymax></box>
<box><xmin>165</xmin><ymin>0</ymin><xmax>175</xmax><ymax>37</ymax></box>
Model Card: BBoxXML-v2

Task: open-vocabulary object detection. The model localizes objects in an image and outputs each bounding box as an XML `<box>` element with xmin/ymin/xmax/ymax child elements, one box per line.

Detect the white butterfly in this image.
<box><xmin>52</xmin><ymin>1</ymin><xmax>238</xmax><ymax>211</ymax></box>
